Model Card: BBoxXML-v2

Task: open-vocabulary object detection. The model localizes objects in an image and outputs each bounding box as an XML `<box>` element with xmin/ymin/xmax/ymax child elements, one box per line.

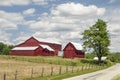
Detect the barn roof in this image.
<box><xmin>12</xmin><ymin>46</ymin><xmax>38</xmax><ymax>50</ymax></box>
<box><xmin>33</xmin><ymin>36</ymin><xmax>61</xmax><ymax>45</ymax></box>
<box><xmin>40</xmin><ymin>44</ymin><xmax>54</xmax><ymax>51</ymax></box>
<box><xmin>70</xmin><ymin>42</ymin><xmax>83</xmax><ymax>50</ymax></box>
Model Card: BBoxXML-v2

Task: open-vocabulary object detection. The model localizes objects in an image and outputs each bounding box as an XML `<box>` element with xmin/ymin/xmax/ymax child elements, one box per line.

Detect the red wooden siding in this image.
<box><xmin>11</xmin><ymin>37</ymin><xmax>61</xmax><ymax>56</ymax></box>
<box><xmin>63</xmin><ymin>42</ymin><xmax>84</xmax><ymax>58</ymax></box>
<box><xmin>10</xmin><ymin>47</ymin><xmax>41</xmax><ymax>56</ymax></box>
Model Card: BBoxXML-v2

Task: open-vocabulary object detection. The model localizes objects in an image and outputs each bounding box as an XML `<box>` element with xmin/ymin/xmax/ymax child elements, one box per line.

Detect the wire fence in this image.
<box><xmin>1</xmin><ymin>64</ymin><xmax>102</xmax><ymax>80</ymax></box>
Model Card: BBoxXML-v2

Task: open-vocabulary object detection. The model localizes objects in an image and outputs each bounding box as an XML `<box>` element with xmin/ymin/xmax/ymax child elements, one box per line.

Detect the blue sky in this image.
<box><xmin>0</xmin><ymin>0</ymin><xmax>120</xmax><ymax>52</ymax></box>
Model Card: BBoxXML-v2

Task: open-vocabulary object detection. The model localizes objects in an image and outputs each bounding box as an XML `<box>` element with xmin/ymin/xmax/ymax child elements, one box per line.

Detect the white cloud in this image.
<box><xmin>23</xmin><ymin>8</ymin><xmax>36</xmax><ymax>15</ymax></box>
<box><xmin>0</xmin><ymin>0</ymin><xmax>55</xmax><ymax>6</ymax></box>
<box><xmin>0</xmin><ymin>10</ymin><xmax>25</xmax><ymax>25</ymax></box>
<box><xmin>106</xmin><ymin>9</ymin><xmax>120</xmax><ymax>52</ymax></box>
<box><xmin>51</xmin><ymin>2</ymin><xmax>105</xmax><ymax>16</ymax></box>
<box><xmin>0</xmin><ymin>0</ymin><xmax>30</xmax><ymax>6</ymax></box>
<box><xmin>32</xmin><ymin>0</ymin><xmax>47</xmax><ymax>5</ymax></box>
<box><xmin>109</xmin><ymin>0</ymin><xmax>116</xmax><ymax>3</ymax></box>
<box><xmin>29</xmin><ymin>2</ymin><xmax>105</xmax><ymax>32</ymax></box>
<box><xmin>0</xmin><ymin>10</ymin><xmax>26</xmax><ymax>45</ymax></box>
<box><xmin>0</xmin><ymin>18</ymin><xmax>17</xmax><ymax>30</ymax></box>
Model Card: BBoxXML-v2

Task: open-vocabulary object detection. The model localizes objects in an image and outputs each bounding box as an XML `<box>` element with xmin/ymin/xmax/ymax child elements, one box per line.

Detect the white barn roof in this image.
<box><xmin>70</xmin><ymin>42</ymin><xmax>83</xmax><ymax>50</ymax></box>
<box><xmin>12</xmin><ymin>46</ymin><xmax>38</xmax><ymax>50</ymax></box>
<box><xmin>40</xmin><ymin>44</ymin><xmax>54</xmax><ymax>51</ymax></box>
<box><xmin>33</xmin><ymin>36</ymin><xmax>61</xmax><ymax>45</ymax></box>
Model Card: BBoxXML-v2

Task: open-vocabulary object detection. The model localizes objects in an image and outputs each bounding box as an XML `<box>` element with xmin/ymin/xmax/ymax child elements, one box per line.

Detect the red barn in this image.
<box><xmin>10</xmin><ymin>36</ymin><xmax>61</xmax><ymax>56</ymax></box>
<box><xmin>63</xmin><ymin>42</ymin><xmax>84</xmax><ymax>58</ymax></box>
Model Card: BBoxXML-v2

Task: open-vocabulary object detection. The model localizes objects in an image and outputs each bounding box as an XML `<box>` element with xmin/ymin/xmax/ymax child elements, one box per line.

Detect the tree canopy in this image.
<box><xmin>82</xmin><ymin>19</ymin><xmax>110</xmax><ymax>64</ymax></box>
<box><xmin>0</xmin><ymin>42</ymin><xmax>14</xmax><ymax>55</ymax></box>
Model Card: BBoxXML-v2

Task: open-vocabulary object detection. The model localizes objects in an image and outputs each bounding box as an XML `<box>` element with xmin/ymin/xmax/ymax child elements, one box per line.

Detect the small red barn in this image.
<box><xmin>10</xmin><ymin>36</ymin><xmax>61</xmax><ymax>56</ymax></box>
<box><xmin>63</xmin><ymin>42</ymin><xmax>84</xmax><ymax>58</ymax></box>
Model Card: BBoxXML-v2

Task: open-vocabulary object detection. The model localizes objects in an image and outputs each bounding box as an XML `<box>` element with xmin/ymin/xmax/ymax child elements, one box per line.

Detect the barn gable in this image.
<box><xmin>63</xmin><ymin>42</ymin><xmax>84</xmax><ymax>58</ymax></box>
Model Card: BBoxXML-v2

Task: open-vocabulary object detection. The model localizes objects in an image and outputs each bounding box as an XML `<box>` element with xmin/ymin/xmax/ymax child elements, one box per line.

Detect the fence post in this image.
<box><xmin>81</xmin><ymin>65</ymin><xmax>84</xmax><ymax>71</ymax></box>
<box><xmin>72</xmin><ymin>66</ymin><xmax>74</xmax><ymax>73</ymax></box>
<box><xmin>4</xmin><ymin>73</ymin><xmax>6</xmax><ymax>80</ymax></box>
<box><xmin>31</xmin><ymin>68</ymin><xmax>33</xmax><ymax>78</ymax></box>
<box><xmin>15</xmin><ymin>70</ymin><xmax>18</xmax><ymax>80</ymax></box>
<box><xmin>59</xmin><ymin>66</ymin><xmax>62</xmax><ymax>75</ymax></box>
<box><xmin>51</xmin><ymin>67</ymin><xmax>53</xmax><ymax>76</ymax></box>
<box><xmin>41</xmin><ymin>67</ymin><xmax>44</xmax><ymax>77</ymax></box>
<box><xmin>66</xmin><ymin>66</ymin><xmax>68</xmax><ymax>73</ymax></box>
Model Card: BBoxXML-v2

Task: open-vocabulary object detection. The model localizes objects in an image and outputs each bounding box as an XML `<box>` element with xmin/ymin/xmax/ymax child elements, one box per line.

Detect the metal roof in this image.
<box><xmin>12</xmin><ymin>46</ymin><xmax>38</xmax><ymax>50</ymax></box>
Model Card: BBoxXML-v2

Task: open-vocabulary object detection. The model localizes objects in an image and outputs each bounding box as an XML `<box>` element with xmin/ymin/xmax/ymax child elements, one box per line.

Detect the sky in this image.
<box><xmin>0</xmin><ymin>0</ymin><xmax>120</xmax><ymax>52</ymax></box>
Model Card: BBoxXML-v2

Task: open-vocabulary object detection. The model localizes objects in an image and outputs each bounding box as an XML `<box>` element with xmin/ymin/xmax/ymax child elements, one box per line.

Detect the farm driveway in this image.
<box><xmin>63</xmin><ymin>63</ymin><xmax>120</xmax><ymax>80</ymax></box>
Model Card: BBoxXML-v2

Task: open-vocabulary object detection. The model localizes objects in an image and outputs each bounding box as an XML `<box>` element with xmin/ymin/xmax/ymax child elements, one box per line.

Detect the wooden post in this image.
<box><xmin>15</xmin><ymin>70</ymin><xmax>18</xmax><ymax>80</ymax></box>
<box><xmin>81</xmin><ymin>65</ymin><xmax>84</xmax><ymax>71</ymax></box>
<box><xmin>51</xmin><ymin>67</ymin><xmax>53</xmax><ymax>76</ymax></box>
<box><xmin>66</xmin><ymin>66</ymin><xmax>68</xmax><ymax>73</ymax></box>
<box><xmin>59</xmin><ymin>66</ymin><xmax>62</xmax><ymax>75</ymax></box>
<box><xmin>31</xmin><ymin>68</ymin><xmax>33</xmax><ymax>78</ymax></box>
<box><xmin>72</xmin><ymin>66</ymin><xmax>74</xmax><ymax>73</ymax></box>
<box><xmin>41</xmin><ymin>67</ymin><xmax>44</xmax><ymax>77</ymax></box>
<box><xmin>4</xmin><ymin>73</ymin><xmax>6</xmax><ymax>80</ymax></box>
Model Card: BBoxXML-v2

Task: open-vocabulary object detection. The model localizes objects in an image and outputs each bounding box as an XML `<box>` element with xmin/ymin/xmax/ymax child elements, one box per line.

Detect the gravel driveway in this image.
<box><xmin>63</xmin><ymin>63</ymin><xmax>120</xmax><ymax>80</ymax></box>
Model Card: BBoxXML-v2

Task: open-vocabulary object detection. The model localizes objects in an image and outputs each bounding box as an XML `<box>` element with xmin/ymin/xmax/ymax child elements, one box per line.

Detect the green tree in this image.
<box><xmin>2</xmin><ymin>46</ymin><xmax>10</xmax><ymax>55</ymax></box>
<box><xmin>82</xmin><ymin>19</ymin><xmax>110</xmax><ymax>65</ymax></box>
<box><xmin>0</xmin><ymin>42</ymin><xmax>5</xmax><ymax>54</ymax></box>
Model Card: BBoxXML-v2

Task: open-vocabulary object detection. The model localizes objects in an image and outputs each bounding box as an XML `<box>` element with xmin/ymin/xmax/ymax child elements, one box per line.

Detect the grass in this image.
<box><xmin>0</xmin><ymin>55</ymin><xmax>114</xmax><ymax>80</ymax></box>
<box><xmin>112</xmin><ymin>74</ymin><xmax>120</xmax><ymax>80</ymax></box>
<box><xmin>24</xmin><ymin>64</ymin><xmax>110</xmax><ymax>80</ymax></box>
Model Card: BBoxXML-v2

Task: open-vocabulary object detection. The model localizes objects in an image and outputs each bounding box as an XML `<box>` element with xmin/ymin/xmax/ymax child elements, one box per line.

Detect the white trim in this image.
<box><xmin>40</xmin><ymin>44</ymin><xmax>54</xmax><ymax>51</ymax></box>
<box><xmin>12</xmin><ymin>46</ymin><xmax>38</xmax><ymax>50</ymax></box>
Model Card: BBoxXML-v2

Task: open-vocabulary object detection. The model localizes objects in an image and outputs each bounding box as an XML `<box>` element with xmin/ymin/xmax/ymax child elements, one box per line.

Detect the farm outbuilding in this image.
<box><xmin>10</xmin><ymin>36</ymin><xmax>62</xmax><ymax>56</ymax></box>
<box><xmin>63</xmin><ymin>42</ymin><xmax>85</xmax><ymax>58</ymax></box>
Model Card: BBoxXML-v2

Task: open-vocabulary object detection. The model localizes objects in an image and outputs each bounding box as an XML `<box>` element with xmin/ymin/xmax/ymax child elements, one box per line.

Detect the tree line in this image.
<box><xmin>0</xmin><ymin>42</ymin><xmax>14</xmax><ymax>55</ymax></box>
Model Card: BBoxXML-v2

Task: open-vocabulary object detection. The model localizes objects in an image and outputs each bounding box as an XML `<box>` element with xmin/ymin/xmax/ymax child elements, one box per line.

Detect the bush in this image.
<box><xmin>108</xmin><ymin>53</ymin><xmax>120</xmax><ymax>62</ymax></box>
<box><xmin>85</xmin><ymin>53</ymin><xmax>95</xmax><ymax>59</ymax></box>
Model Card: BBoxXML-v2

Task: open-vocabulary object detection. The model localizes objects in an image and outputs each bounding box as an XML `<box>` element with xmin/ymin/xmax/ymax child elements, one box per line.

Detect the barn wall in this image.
<box><xmin>39</xmin><ymin>49</ymin><xmax>55</xmax><ymax>56</ymax></box>
<box><xmin>10</xmin><ymin>50</ymin><xmax>35</xmax><ymax>56</ymax></box>
<box><xmin>64</xmin><ymin>43</ymin><xmax>75</xmax><ymax>58</ymax></box>
<box><xmin>63</xmin><ymin>43</ymin><xmax>85</xmax><ymax>58</ymax></box>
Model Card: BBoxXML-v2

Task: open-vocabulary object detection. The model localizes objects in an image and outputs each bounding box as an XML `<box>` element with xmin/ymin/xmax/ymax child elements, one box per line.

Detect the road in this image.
<box><xmin>63</xmin><ymin>63</ymin><xmax>120</xmax><ymax>80</ymax></box>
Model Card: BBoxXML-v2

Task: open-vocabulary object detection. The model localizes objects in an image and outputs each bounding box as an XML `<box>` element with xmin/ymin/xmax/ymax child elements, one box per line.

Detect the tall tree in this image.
<box><xmin>82</xmin><ymin>19</ymin><xmax>110</xmax><ymax>64</ymax></box>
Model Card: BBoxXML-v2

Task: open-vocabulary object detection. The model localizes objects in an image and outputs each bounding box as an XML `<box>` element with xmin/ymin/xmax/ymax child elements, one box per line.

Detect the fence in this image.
<box><xmin>1</xmin><ymin>64</ymin><xmax>102</xmax><ymax>80</ymax></box>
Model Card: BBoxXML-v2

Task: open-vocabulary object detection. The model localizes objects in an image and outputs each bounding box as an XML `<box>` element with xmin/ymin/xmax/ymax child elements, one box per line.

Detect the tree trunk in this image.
<box><xmin>98</xmin><ymin>56</ymin><xmax>102</xmax><ymax>65</ymax></box>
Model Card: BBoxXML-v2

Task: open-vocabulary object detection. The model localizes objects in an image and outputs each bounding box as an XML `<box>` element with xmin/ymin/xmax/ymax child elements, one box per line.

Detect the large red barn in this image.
<box><xmin>10</xmin><ymin>36</ymin><xmax>61</xmax><ymax>56</ymax></box>
<box><xmin>63</xmin><ymin>42</ymin><xmax>84</xmax><ymax>58</ymax></box>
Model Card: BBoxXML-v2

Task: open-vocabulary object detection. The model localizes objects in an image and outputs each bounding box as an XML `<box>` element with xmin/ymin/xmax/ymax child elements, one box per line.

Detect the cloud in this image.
<box><xmin>106</xmin><ymin>9</ymin><xmax>120</xmax><ymax>52</ymax></box>
<box><xmin>51</xmin><ymin>2</ymin><xmax>105</xmax><ymax>16</ymax></box>
<box><xmin>29</xmin><ymin>2</ymin><xmax>105</xmax><ymax>32</ymax></box>
<box><xmin>32</xmin><ymin>0</ymin><xmax>47</xmax><ymax>5</ymax></box>
<box><xmin>0</xmin><ymin>0</ymin><xmax>57</xmax><ymax>6</ymax></box>
<box><xmin>0</xmin><ymin>10</ymin><xmax>26</xmax><ymax>44</ymax></box>
<box><xmin>0</xmin><ymin>0</ymin><xmax>30</xmax><ymax>6</ymax></box>
<box><xmin>0</xmin><ymin>18</ymin><xmax>17</xmax><ymax>30</ymax></box>
<box><xmin>23</xmin><ymin>8</ymin><xmax>36</xmax><ymax>15</ymax></box>
<box><xmin>109</xmin><ymin>0</ymin><xmax>116</xmax><ymax>3</ymax></box>
<box><xmin>0</xmin><ymin>10</ymin><xmax>25</xmax><ymax>25</ymax></box>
